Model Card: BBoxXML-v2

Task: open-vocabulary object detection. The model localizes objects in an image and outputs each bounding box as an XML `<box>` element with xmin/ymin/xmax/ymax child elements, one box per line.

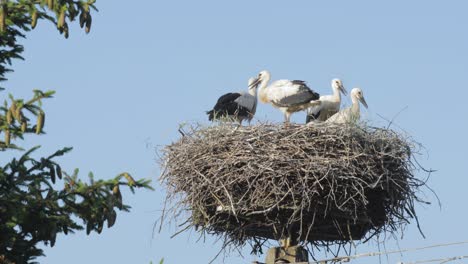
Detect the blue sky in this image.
<box><xmin>4</xmin><ymin>0</ymin><xmax>468</xmax><ymax>263</ymax></box>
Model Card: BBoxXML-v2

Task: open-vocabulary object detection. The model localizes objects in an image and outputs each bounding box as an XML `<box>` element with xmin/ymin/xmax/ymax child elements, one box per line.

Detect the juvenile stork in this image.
<box><xmin>253</xmin><ymin>70</ymin><xmax>321</xmax><ymax>123</ymax></box>
<box><xmin>326</xmin><ymin>88</ymin><xmax>368</xmax><ymax>124</ymax></box>
<box><xmin>206</xmin><ymin>77</ymin><xmax>259</xmax><ymax>125</ymax></box>
<box><xmin>306</xmin><ymin>79</ymin><xmax>347</xmax><ymax>123</ymax></box>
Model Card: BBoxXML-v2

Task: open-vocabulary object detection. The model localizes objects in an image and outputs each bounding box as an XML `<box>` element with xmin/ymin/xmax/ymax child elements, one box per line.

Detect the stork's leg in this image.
<box><xmin>284</xmin><ymin>112</ymin><xmax>291</xmax><ymax>127</ymax></box>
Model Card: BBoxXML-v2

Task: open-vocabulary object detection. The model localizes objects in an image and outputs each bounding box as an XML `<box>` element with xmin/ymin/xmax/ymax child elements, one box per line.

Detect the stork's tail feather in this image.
<box><xmin>310</xmin><ymin>91</ymin><xmax>320</xmax><ymax>101</ymax></box>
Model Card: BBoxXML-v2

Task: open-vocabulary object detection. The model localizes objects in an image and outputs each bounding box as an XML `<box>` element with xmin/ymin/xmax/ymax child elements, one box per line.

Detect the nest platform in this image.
<box><xmin>159</xmin><ymin>123</ymin><xmax>428</xmax><ymax>253</ymax></box>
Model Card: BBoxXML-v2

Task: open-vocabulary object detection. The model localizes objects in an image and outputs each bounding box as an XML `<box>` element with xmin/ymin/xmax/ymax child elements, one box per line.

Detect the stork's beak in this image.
<box><xmin>339</xmin><ymin>84</ymin><xmax>348</xmax><ymax>96</ymax></box>
<box><xmin>360</xmin><ymin>96</ymin><xmax>368</xmax><ymax>108</ymax></box>
<box><xmin>249</xmin><ymin>76</ymin><xmax>261</xmax><ymax>90</ymax></box>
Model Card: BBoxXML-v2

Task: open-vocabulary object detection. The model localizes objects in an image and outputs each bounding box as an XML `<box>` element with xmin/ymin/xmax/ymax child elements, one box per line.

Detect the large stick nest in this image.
<box><xmin>159</xmin><ymin>123</ymin><xmax>430</xmax><ymax>254</ymax></box>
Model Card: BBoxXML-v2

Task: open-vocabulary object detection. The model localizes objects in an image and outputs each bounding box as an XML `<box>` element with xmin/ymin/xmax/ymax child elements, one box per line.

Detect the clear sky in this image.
<box><xmin>4</xmin><ymin>0</ymin><xmax>468</xmax><ymax>263</ymax></box>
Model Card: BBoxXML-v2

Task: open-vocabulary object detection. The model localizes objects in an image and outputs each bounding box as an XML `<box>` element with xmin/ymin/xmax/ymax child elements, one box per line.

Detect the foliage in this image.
<box><xmin>1</xmin><ymin>0</ymin><xmax>96</xmax><ymax>85</ymax></box>
<box><xmin>0</xmin><ymin>139</ymin><xmax>152</xmax><ymax>263</ymax></box>
<box><xmin>0</xmin><ymin>1</ymin><xmax>153</xmax><ymax>263</ymax></box>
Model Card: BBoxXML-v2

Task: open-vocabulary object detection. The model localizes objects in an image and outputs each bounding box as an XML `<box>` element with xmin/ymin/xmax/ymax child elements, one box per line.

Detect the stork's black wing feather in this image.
<box><xmin>214</xmin><ymin>93</ymin><xmax>242</xmax><ymax>106</ymax></box>
<box><xmin>207</xmin><ymin>92</ymin><xmax>249</xmax><ymax>121</ymax></box>
<box><xmin>273</xmin><ymin>89</ymin><xmax>320</xmax><ymax>107</ymax></box>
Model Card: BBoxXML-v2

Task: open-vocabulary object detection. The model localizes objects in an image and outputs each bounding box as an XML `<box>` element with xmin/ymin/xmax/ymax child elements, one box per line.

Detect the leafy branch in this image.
<box><xmin>1</xmin><ymin>145</ymin><xmax>153</xmax><ymax>263</ymax></box>
<box><xmin>1</xmin><ymin>0</ymin><xmax>98</xmax><ymax>86</ymax></box>
<box><xmin>1</xmin><ymin>89</ymin><xmax>54</xmax><ymax>150</ymax></box>
<box><xmin>0</xmin><ymin>1</ymin><xmax>155</xmax><ymax>263</ymax></box>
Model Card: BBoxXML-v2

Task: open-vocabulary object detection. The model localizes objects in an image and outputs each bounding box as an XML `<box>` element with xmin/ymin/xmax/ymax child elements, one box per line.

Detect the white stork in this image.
<box><xmin>252</xmin><ymin>70</ymin><xmax>321</xmax><ymax>123</ymax></box>
<box><xmin>306</xmin><ymin>79</ymin><xmax>347</xmax><ymax>123</ymax></box>
<box><xmin>326</xmin><ymin>88</ymin><xmax>368</xmax><ymax>124</ymax></box>
<box><xmin>206</xmin><ymin>77</ymin><xmax>259</xmax><ymax>125</ymax></box>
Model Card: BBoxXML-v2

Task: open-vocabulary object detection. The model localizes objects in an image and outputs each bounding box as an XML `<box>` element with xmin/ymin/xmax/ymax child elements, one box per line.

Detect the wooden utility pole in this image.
<box><xmin>263</xmin><ymin>237</ymin><xmax>309</xmax><ymax>264</ymax></box>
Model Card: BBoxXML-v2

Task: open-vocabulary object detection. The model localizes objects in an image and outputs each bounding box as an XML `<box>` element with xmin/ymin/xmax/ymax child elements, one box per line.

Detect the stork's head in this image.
<box><xmin>332</xmin><ymin>78</ymin><xmax>347</xmax><ymax>95</ymax></box>
<box><xmin>247</xmin><ymin>77</ymin><xmax>259</xmax><ymax>92</ymax></box>
<box><xmin>351</xmin><ymin>88</ymin><xmax>368</xmax><ymax>108</ymax></box>
<box><xmin>257</xmin><ymin>70</ymin><xmax>271</xmax><ymax>82</ymax></box>
<box><xmin>249</xmin><ymin>70</ymin><xmax>270</xmax><ymax>90</ymax></box>
<box><xmin>248</xmin><ymin>77</ymin><xmax>256</xmax><ymax>88</ymax></box>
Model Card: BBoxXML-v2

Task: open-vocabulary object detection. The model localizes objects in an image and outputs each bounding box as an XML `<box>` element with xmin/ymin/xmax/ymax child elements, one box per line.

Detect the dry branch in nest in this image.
<box><xmin>159</xmin><ymin>123</ymin><xmax>431</xmax><ymax>255</ymax></box>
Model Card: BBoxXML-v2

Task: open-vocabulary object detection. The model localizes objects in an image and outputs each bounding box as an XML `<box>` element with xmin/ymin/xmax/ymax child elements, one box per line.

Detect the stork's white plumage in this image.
<box><xmin>306</xmin><ymin>79</ymin><xmax>347</xmax><ymax>123</ymax></box>
<box><xmin>206</xmin><ymin>77</ymin><xmax>259</xmax><ymax>125</ymax></box>
<box><xmin>326</xmin><ymin>88</ymin><xmax>368</xmax><ymax>124</ymax></box>
<box><xmin>253</xmin><ymin>70</ymin><xmax>321</xmax><ymax>123</ymax></box>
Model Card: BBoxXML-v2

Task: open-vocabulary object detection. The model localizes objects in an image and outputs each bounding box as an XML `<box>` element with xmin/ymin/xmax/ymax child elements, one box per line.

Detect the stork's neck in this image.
<box><xmin>351</xmin><ymin>96</ymin><xmax>360</xmax><ymax>115</ymax></box>
<box><xmin>248</xmin><ymin>87</ymin><xmax>257</xmax><ymax>97</ymax></box>
<box><xmin>258</xmin><ymin>73</ymin><xmax>271</xmax><ymax>103</ymax></box>
<box><xmin>331</xmin><ymin>86</ymin><xmax>342</xmax><ymax>103</ymax></box>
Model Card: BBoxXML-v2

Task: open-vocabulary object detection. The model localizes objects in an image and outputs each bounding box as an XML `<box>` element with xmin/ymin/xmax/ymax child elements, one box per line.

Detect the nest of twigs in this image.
<box><xmin>159</xmin><ymin>123</ymin><xmax>430</xmax><ymax>254</ymax></box>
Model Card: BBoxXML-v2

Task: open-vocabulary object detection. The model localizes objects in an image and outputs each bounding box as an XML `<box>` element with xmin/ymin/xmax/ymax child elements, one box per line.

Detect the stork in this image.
<box><xmin>306</xmin><ymin>79</ymin><xmax>347</xmax><ymax>123</ymax></box>
<box><xmin>326</xmin><ymin>88</ymin><xmax>368</xmax><ymax>124</ymax></box>
<box><xmin>252</xmin><ymin>70</ymin><xmax>321</xmax><ymax>123</ymax></box>
<box><xmin>206</xmin><ymin>77</ymin><xmax>259</xmax><ymax>125</ymax></box>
